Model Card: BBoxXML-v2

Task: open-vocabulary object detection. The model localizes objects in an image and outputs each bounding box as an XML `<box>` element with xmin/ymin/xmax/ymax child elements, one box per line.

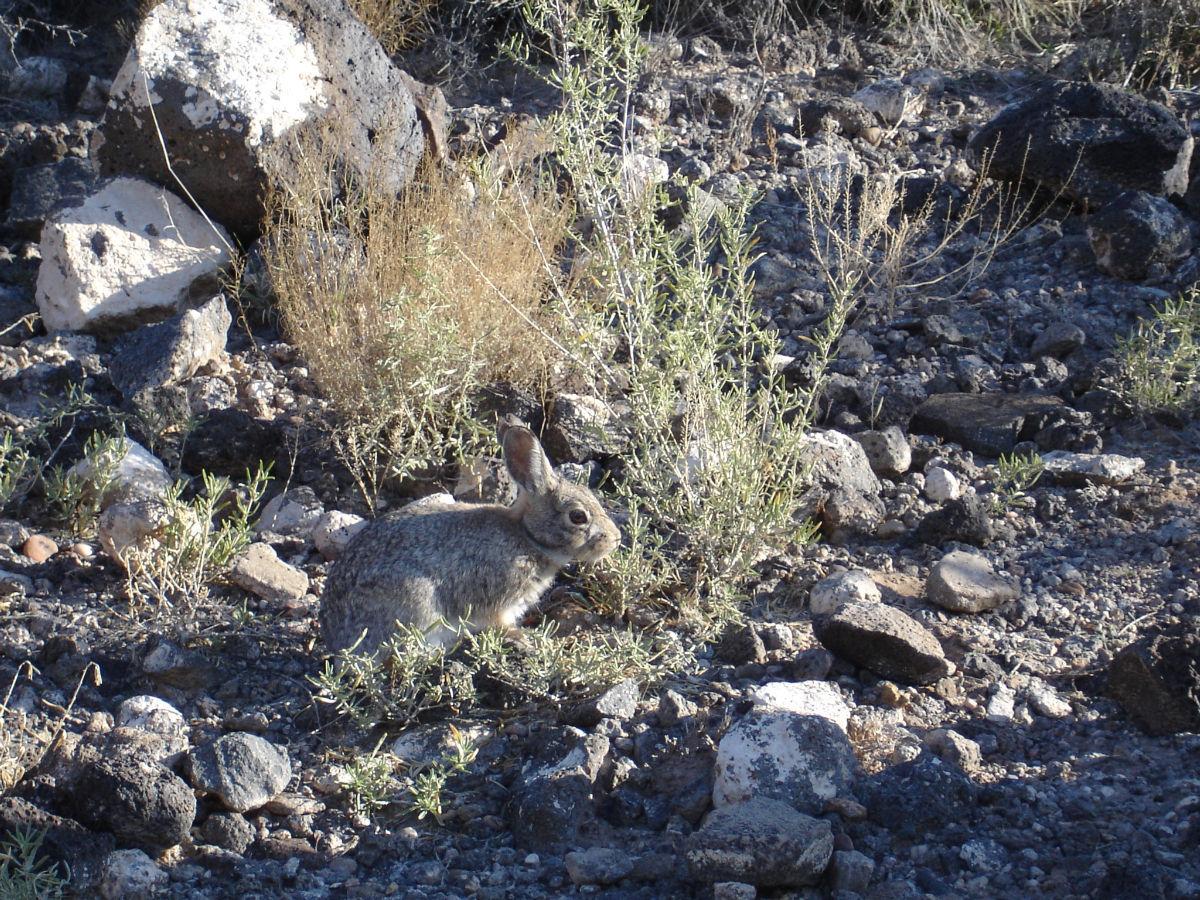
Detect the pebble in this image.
<box><xmin>22</xmin><ymin>534</ymin><xmax>58</xmax><ymax>562</ymax></box>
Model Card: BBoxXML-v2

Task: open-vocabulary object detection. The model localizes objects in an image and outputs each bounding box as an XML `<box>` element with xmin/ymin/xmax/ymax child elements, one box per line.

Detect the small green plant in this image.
<box><xmin>991</xmin><ymin>449</ymin><xmax>1044</xmax><ymax>511</ymax></box>
<box><xmin>400</xmin><ymin>724</ymin><xmax>479</xmax><ymax>823</ymax></box>
<box><xmin>342</xmin><ymin>739</ymin><xmax>399</xmax><ymax>819</ymax></box>
<box><xmin>0</xmin><ymin>432</ymin><xmax>35</xmax><ymax>511</ymax></box>
<box><xmin>312</xmin><ymin>622</ymin><xmax>477</xmax><ymax>728</ymax></box>
<box><xmin>468</xmin><ymin>620</ymin><xmax>680</xmax><ymax>707</ymax></box>
<box><xmin>1117</xmin><ymin>287</ymin><xmax>1200</xmax><ymax>417</ymax></box>
<box><xmin>0</xmin><ymin>827</ymin><xmax>70</xmax><ymax>900</ymax></box>
<box><xmin>123</xmin><ymin>465</ymin><xmax>272</xmax><ymax>608</ymax></box>
<box><xmin>43</xmin><ymin>430</ymin><xmax>126</xmax><ymax>537</ymax></box>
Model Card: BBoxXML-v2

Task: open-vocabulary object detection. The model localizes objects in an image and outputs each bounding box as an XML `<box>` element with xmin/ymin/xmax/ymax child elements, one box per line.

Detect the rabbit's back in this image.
<box><xmin>319</xmin><ymin>504</ymin><xmax>559</xmax><ymax>656</ymax></box>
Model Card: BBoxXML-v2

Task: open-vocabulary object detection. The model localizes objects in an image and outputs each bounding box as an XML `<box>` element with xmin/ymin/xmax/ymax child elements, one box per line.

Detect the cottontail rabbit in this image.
<box><xmin>319</xmin><ymin>421</ymin><xmax>621</xmax><ymax>657</ymax></box>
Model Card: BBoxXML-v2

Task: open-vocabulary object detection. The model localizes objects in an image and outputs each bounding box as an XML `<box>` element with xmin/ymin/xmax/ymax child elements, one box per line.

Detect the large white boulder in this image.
<box><xmin>92</xmin><ymin>0</ymin><xmax>425</xmax><ymax>237</ymax></box>
<box><xmin>36</xmin><ymin>177</ymin><xmax>231</xmax><ymax>333</ymax></box>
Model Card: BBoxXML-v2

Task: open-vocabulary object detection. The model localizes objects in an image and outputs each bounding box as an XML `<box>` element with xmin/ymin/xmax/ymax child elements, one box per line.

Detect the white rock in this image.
<box><xmin>97</xmin><ymin>498</ymin><xmax>175</xmax><ymax>569</ymax></box>
<box><xmin>36</xmin><ymin>177</ymin><xmax>231</xmax><ymax>333</ymax></box>
<box><xmin>70</xmin><ymin>437</ymin><xmax>172</xmax><ymax>510</ymax></box>
<box><xmin>1026</xmin><ymin>678</ymin><xmax>1072</xmax><ymax>719</ymax></box>
<box><xmin>99</xmin><ymin>848</ymin><xmax>168</xmax><ymax>900</ymax></box>
<box><xmin>1041</xmin><ymin>451</ymin><xmax>1145</xmax><ymax>484</ymax></box>
<box><xmin>752</xmin><ymin>681</ymin><xmax>851</xmax><ymax>732</ymax></box>
<box><xmin>230</xmin><ymin>542</ymin><xmax>309</xmax><ymax>603</ymax></box>
<box><xmin>256</xmin><ymin>487</ymin><xmax>325</xmax><ymax>539</ymax></box>
<box><xmin>986</xmin><ymin>683</ymin><xmax>1016</xmax><ymax>722</ymax></box>
<box><xmin>852</xmin><ymin>78</ymin><xmax>924</xmax><ymax>126</ymax></box>
<box><xmin>312</xmin><ymin>510</ymin><xmax>367</xmax><ymax>560</ymax></box>
<box><xmin>809</xmin><ymin>569</ymin><xmax>881</xmax><ymax>616</ymax></box>
<box><xmin>713</xmin><ymin>708</ymin><xmax>857</xmax><ymax>815</ymax></box>
<box><xmin>924</xmin><ymin>466</ymin><xmax>961</xmax><ymax>502</ymax></box>
<box><xmin>116</xmin><ymin>695</ymin><xmax>190</xmax><ymax>764</ymax></box>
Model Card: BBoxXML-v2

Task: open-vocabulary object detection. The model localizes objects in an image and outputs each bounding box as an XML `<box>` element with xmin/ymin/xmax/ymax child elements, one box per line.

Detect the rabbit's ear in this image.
<box><xmin>503</xmin><ymin>426</ymin><xmax>559</xmax><ymax>496</ymax></box>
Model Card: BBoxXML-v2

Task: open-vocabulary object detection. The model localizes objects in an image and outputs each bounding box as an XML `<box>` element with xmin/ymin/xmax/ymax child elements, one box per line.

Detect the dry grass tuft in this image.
<box><xmin>262</xmin><ymin>128</ymin><xmax>569</xmax><ymax>505</ymax></box>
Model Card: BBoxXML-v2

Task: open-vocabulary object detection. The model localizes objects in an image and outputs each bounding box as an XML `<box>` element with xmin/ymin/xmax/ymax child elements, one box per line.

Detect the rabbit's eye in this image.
<box><xmin>568</xmin><ymin>509</ymin><xmax>589</xmax><ymax>526</ymax></box>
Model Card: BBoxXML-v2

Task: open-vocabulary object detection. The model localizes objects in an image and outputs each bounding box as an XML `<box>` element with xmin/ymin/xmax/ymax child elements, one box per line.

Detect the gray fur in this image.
<box><xmin>319</xmin><ymin>424</ymin><xmax>621</xmax><ymax>657</ymax></box>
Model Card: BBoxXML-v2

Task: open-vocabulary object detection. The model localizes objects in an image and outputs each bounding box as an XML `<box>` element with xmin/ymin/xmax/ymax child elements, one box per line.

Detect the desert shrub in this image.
<box><xmin>263</xmin><ymin>134</ymin><xmax>569</xmax><ymax>510</ymax></box>
<box><xmin>1117</xmin><ymin>286</ymin><xmax>1200</xmax><ymax>418</ymax></box>
<box><xmin>504</xmin><ymin>0</ymin><xmax>822</xmax><ymax>634</ymax></box>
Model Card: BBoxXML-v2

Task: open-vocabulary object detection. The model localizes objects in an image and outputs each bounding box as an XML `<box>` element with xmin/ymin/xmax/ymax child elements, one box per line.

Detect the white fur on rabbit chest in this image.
<box><xmin>319</xmin><ymin>503</ymin><xmax>562</xmax><ymax>655</ymax></box>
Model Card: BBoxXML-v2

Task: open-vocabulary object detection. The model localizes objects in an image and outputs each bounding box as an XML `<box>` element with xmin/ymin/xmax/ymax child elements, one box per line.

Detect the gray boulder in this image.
<box><xmin>108</xmin><ymin>295</ymin><xmax>231</xmax><ymax>404</ymax></box>
<box><xmin>713</xmin><ymin>708</ymin><xmax>857</xmax><ymax>814</ymax></box>
<box><xmin>798</xmin><ymin>429</ymin><xmax>885</xmax><ymax>541</ymax></box>
<box><xmin>968</xmin><ymin>80</ymin><xmax>1192</xmax><ymax>207</ymax></box>
<box><xmin>185</xmin><ymin>733</ymin><xmax>293</xmax><ymax>813</ymax></box>
<box><xmin>1087</xmin><ymin>190</ymin><xmax>1193</xmax><ymax>281</ymax></box>
<box><xmin>685</xmin><ymin>797</ymin><xmax>833</xmax><ymax>887</ymax></box>
<box><xmin>92</xmin><ymin>0</ymin><xmax>425</xmax><ymax>238</ymax></box>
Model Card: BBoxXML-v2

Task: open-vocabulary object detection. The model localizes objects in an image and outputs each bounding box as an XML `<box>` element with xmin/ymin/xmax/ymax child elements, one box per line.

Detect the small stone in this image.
<box><xmin>925</xmin><ymin>728</ymin><xmax>982</xmax><ymax>771</ymax></box>
<box><xmin>1026</xmin><ymin>678</ymin><xmax>1072</xmax><ymax>718</ymax></box>
<box><xmin>312</xmin><ymin>510</ymin><xmax>366</xmax><ymax>560</ymax></box>
<box><xmin>21</xmin><ymin>534</ymin><xmax>58</xmax><ymax>563</ymax></box>
<box><xmin>564</xmin><ymin>847</ymin><xmax>635</xmax><ymax>885</ymax></box>
<box><xmin>230</xmin><ymin>542</ymin><xmax>309</xmax><ymax>604</ymax></box>
<box><xmin>686</xmin><ymin>797</ymin><xmax>833</xmax><ymax>887</ymax></box>
<box><xmin>713</xmin><ymin>883</ymin><xmax>757</xmax><ymax>900</ymax></box>
<box><xmin>926</xmin><ymin>550</ymin><xmax>1020</xmax><ymax>613</ymax></box>
<box><xmin>1030</xmin><ymin>322</ymin><xmax>1086</xmax><ymax>359</ymax></box>
<box><xmin>830</xmin><ymin>849</ymin><xmax>876</xmax><ymax>893</ymax></box>
<box><xmin>809</xmin><ymin>569</ymin><xmax>881</xmax><ymax>616</ymax></box>
<box><xmin>924</xmin><ymin>466</ymin><xmax>961</xmax><ymax>502</ymax></box>
<box><xmin>98</xmin><ymin>848</ymin><xmax>168</xmax><ymax>900</ymax></box>
<box><xmin>814</xmin><ymin>601</ymin><xmax>949</xmax><ymax>685</ymax></box>
<box><xmin>853</xmin><ymin>425</ymin><xmax>911</xmax><ymax>477</ymax></box>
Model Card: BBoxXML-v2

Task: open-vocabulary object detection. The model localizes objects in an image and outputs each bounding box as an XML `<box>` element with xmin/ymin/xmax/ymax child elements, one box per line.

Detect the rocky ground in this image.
<box><xmin>1</xmin><ymin>2</ymin><xmax>1200</xmax><ymax>899</ymax></box>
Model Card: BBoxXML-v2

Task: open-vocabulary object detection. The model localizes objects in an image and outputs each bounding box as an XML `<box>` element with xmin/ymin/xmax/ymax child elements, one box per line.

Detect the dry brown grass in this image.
<box><xmin>262</xmin><ymin>129</ymin><xmax>569</xmax><ymax>505</ymax></box>
<box><xmin>347</xmin><ymin>0</ymin><xmax>436</xmax><ymax>54</ymax></box>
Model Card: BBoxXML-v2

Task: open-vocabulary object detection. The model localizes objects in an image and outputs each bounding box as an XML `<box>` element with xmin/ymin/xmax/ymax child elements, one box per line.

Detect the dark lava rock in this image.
<box><xmin>0</xmin><ymin>796</ymin><xmax>115</xmax><ymax>887</ymax></box>
<box><xmin>180</xmin><ymin>407</ymin><xmax>287</xmax><ymax>478</ymax></box>
<box><xmin>509</xmin><ymin>729</ymin><xmax>609</xmax><ymax>850</ymax></box>
<box><xmin>813</xmin><ymin>601</ymin><xmax>949</xmax><ymax>685</ymax></box>
<box><xmin>1108</xmin><ymin>619</ymin><xmax>1200</xmax><ymax>736</ymax></box>
<box><xmin>911</xmin><ymin>392</ymin><xmax>1065</xmax><ymax>457</ymax></box>
<box><xmin>5</xmin><ymin>156</ymin><xmax>98</xmax><ymax>237</ymax></box>
<box><xmin>916</xmin><ymin>493</ymin><xmax>997</xmax><ymax>547</ymax></box>
<box><xmin>1086</xmin><ymin>190</ymin><xmax>1193</xmax><ymax>281</ymax></box>
<box><xmin>968</xmin><ymin>80</ymin><xmax>1192</xmax><ymax>207</ymax></box>
<box><xmin>857</xmin><ymin>751</ymin><xmax>979</xmax><ymax>840</ymax></box>
<box><xmin>685</xmin><ymin>797</ymin><xmax>834</xmax><ymax>887</ymax></box>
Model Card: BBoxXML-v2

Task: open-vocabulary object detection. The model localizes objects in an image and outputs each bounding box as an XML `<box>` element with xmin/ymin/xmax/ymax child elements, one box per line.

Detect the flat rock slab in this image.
<box><xmin>926</xmin><ymin>550</ymin><xmax>1020</xmax><ymax>613</ymax></box>
<box><xmin>814</xmin><ymin>601</ymin><xmax>949</xmax><ymax>685</ymax></box>
<box><xmin>1042</xmin><ymin>450</ymin><xmax>1146</xmax><ymax>485</ymax></box>
<box><xmin>230</xmin><ymin>543</ymin><xmax>309</xmax><ymax>604</ymax></box>
<box><xmin>685</xmin><ymin>797</ymin><xmax>834</xmax><ymax>887</ymax></box>
<box><xmin>911</xmin><ymin>392</ymin><xmax>1064</xmax><ymax>457</ymax></box>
